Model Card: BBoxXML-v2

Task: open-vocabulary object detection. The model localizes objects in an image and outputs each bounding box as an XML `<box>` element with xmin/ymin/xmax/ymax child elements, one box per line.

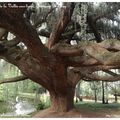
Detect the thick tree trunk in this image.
<box><xmin>49</xmin><ymin>86</ymin><xmax>75</xmax><ymax>112</ymax></box>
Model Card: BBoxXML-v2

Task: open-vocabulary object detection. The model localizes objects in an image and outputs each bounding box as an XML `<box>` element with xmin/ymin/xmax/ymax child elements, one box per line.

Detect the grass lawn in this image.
<box><xmin>34</xmin><ymin>101</ymin><xmax>120</xmax><ymax>118</ymax></box>
<box><xmin>2</xmin><ymin>100</ymin><xmax>120</xmax><ymax>118</ymax></box>
<box><xmin>75</xmin><ymin>101</ymin><xmax>120</xmax><ymax>111</ymax></box>
<box><xmin>0</xmin><ymin>101</ymin><xmax>12</xmax><ymax>114</ymax></box>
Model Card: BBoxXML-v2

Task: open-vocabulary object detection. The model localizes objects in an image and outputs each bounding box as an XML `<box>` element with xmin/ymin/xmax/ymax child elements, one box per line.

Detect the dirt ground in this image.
<box><xmin>33</xmin><ymin>108</ymin><xmax>120</xmax><ymax>118</ymax></box>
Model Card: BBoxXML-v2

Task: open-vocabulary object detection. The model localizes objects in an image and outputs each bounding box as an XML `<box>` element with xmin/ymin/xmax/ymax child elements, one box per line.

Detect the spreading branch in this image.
<box><xmin>71</xmin><ymin>66</ymin><xmax>120</xmax><ymax>83</ymax></box>
<box><xmin>0</xmin><ymin>5</ymin><xmax>55</xmax><ymax>65</ymax></box>
<box><xmin>0</xmin><ymin>75</ymin><xmax>28</xmax><ymax>84</ymax></box>
<box><xmin>85</xmin><ymin>42</ymin><xmax>120</xmax><ymax>66</ymax></box>
<box><xmin>67</xmin><ymin>56</ymin><xmax>99</xmax><ymax>67</ymax></box>
<box><xmin>72</xmin><ymin>65</ymin><xmax>120</xmax><ymax>75</ymax></box>
<box><xmin>99</xmin><ymin>39</ymin><xmax>120</xmax><ymax>51</ymax></box>
<box><xmin>47</xmin><ymin>3</ymin><xmax>75</xmax><ymax>49</ymax></box>
<box><xmin>83</xmin><ymin>73</ymin><xmax>120</xmax><ymax>82</ymax></box>
<box><xmin>51</xmin><ymin>39</ymin><xmax>120</xmax><ymax>59</ymax></box>
<box><xmin>103</xmin><ymin>70</ymin><xmax>117</xmax><ymax>76</ymax></box>
<box><xmin>4</xmin><ymin>37</ymin><xmax>21</xmax><ymax>47</ymax></box>
<box><xmin>72</xmin><ymin>67</ymin><xmax>120</xmax><ymax>82</ymax></box>
<box><xmin>48</xmin><ymin>39</ymin><xmax>120</xmax><ymax>67</ymax></box>
<box><xmin>50</xmin><ymin>43</ymin><xmax>83</xmax><ymax>56</ymax></box>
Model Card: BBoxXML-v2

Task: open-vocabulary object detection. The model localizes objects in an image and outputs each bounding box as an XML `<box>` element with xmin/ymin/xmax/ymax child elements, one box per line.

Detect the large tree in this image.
<box><xmin>1</xmin><ymin>2</ymin><xmax>120</xmax><ymax>113</ymax></box>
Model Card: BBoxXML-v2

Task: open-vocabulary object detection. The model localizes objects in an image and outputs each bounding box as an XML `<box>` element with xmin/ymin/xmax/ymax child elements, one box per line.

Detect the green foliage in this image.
<box><xmin>81</xmin><ymin>81</ymin><xmax>93</xmax><ymax>96</ymax></box>
<box><xmin>89</xmin><ymin>81</ymin><xmax>101</xmax><ymax>98</ymax></box>
<box><xmin>0</xmin><ymin>85</ymin><xmax>4</xmax><ymax>101</ymax></box>
<box><xmin>44</xmin><ymin>96</ymin><xmax>50</xmax><ymax>109</ymax></box>
<box><xmin>36</xmin><ymin>101</ymin><xmax>45</xmax><ymax>110</ymax></box>
<box><xmin>108</xmin><ymin>81</ymin><xmax>120</xmax><ymax>95</ymax></box>
<box><xmin>36</xmin><ymin>96</ymin><xmax>50</xmax><ymax>110</ymax></box>
<box><xmin>0</xmin><ymin>101</ymin><xmax>12</xmax><ymax>114</ymax></box>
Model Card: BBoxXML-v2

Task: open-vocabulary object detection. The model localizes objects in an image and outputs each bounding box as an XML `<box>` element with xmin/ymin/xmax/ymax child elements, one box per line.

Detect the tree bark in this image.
<box><xmin>105</xmin><ymin>82</ymin><xmax>109</xmax><ymax>104</ymax></box>
<box><xmin>102</xmin><ymin>81</ymin><xmax>105</xmax><ymax>104</ymax></box>
<box><xmin>0</xmin><ymin>75</ymin><xmax>27</xmax><ymax>84</ymax></box>
<box><xmin>49</xmin><ymin>86</ymin><xmax>75</xmax><ymax>112</ymax></box>
<box><xmin>94</xmin><ymin>89</ymin><xmax>97</xmax><ymax>102</ymax></box>
<box><xmin>114</xmin><ymin>93</ymin><xmax>118</xmax><ymax>103</ymax></box>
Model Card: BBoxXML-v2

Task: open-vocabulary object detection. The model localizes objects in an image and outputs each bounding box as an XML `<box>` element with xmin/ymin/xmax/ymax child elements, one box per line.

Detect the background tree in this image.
<box><xmin>108</xmin><ymin>81</ymin><xmax>120</xmax><ymax>103</ymax></box>
<box><xmin>89</xmin><ymin>81</ymin><xmax>101</xmax><ymax>102</ymax></box>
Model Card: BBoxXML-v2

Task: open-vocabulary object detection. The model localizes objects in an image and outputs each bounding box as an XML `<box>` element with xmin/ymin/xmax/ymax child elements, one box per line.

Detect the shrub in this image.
<box><xmin>36</xmin><ymin>102</ymin><xmax>45</xmax><ymax>110</ymax></box>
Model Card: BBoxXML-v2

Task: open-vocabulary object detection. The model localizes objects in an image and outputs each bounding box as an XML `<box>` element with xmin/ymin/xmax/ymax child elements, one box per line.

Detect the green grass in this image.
<box><xmin>75</xmin><ymin>101</ymin><xmax>120</xmax><ymax>111</ymax></box>
<box><xmin>0</xmin><ymin>101</ymin><xmax>12</xmax><ymax>114</ymax></box>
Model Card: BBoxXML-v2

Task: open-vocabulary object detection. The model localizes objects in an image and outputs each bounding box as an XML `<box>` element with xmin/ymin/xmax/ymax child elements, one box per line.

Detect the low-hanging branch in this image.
<box><xmin>51</xmin><ymin>39</ymin><xmax>120</xmax><ymax>58</ymax></box>
<box><xmin>48</xmin><ymin>38</ymin><xmax>120</xmax><ymax>68</ymax></box>
<box><xmin>50</xmin><ymin>43</ymin><xmax>83</xmax><ymax>56</ymax></box>
<box><xmin>4</xmin><ymin>37</ymin><xmax>21</xmax><ymax>47</ymax></box>
<box><xmin>71</xmin><ymin>66</ymin><xmax>120</xmax><ymax>83</ymax></box>
<box><xmin>103</xmin><ymin>70</ymin><xmax>118</xmax><ymax>76</ymax></box>
<box><xmin>67</xmin><ymin>55</ymin><xmax>99</xmax><ymax>67</ymax></box>
<box><xmin>98</xmin><ymin>39</ymin><xmax>120</xmax><ymax>51</ymax></box>
<box><xmin>85</xmin><ymin>42</ymin><xmax>120</xmax><ymax>66</ymax></box>
<box><xmin>82</xmin><ymin>72</ymin><xmax>120</xmax><ymax>82</ymax></box>
<box><xmin>73</xmin><ymin>65</ymin><xmax>120</xmax><ymax>74</ymax></box>
<box><xmin>0</xmin><ymin>75</ymin><xmax>28</xmax><ymax>84</ymax></box>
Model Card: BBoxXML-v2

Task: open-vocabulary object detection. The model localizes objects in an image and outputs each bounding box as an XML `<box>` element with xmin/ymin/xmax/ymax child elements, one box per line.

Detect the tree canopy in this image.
<box><xmin>0</xmin><ymin>2</ymin><xmax>120</xmax><ymax>112</ymax></box>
